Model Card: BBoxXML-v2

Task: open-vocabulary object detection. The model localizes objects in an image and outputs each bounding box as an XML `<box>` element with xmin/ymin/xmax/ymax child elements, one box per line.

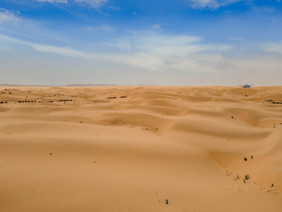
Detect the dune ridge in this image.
<box><xmin>0</xmin><ymin>86</ymin><xmax>282</xmax><ymax>212</ymax></box>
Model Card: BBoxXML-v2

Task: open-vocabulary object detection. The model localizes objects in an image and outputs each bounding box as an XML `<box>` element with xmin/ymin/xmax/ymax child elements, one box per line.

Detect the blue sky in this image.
<box><xmin>0</xmin><ymin>0</ymin><xmax>281</xmax><ymax>85</ymax></box>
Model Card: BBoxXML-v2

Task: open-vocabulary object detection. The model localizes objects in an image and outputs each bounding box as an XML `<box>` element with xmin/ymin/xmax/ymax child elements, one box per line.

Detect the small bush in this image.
<box><xmin>245</xmin><ymin>175</ymin><xmax>250</xmax><ymax>180</ymax></box>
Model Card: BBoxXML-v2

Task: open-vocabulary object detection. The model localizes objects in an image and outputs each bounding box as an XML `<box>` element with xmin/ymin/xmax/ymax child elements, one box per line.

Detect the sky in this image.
<box><xmin>0</xmin><ymin>0</ymin><xmax>281</xmax><ymax>86</ymax></box>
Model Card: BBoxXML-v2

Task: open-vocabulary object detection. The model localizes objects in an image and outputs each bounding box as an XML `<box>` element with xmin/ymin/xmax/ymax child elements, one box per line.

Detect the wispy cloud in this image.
<box><xmin>186</xmin><ymin>0</ymin><xmax>243</xmax><ymax>9</ymax></box>
<box><xmin>0</xmin><ymin>8</ymin><xmax>280</xmax><ymax>82</ymax></box>
<box><xmin>84</xmin><ymin>25</ymin><xmax>116</xmax><ymax>33</ymax></box>
<box><xmin>37</xmin><ymin>0</ymin><xmax>68</xmax><ymax>3</ymax></box>
<box><xmin>74</xmin><ymin>0</ymin><xmax>108</xmax><ymax>8</ymax></box>
<box><xmin>252</xmin><ymin>6</ymin><xmax>275</xmax><ymax>13</ymax></box>
<box><xmin>1</xmin><ymin>32</ymin><xmax>282</xmax><ymax>85</ymax></box>
<box><xmin>37</xmin><ymin>0</ymin><xmax>107</xmax><ymax>8</ymax></box>
<box><xmin>0</xmin><ymin>9</ymin><xmax>22</xmax><ymax>24</ymax></box>
<box><xmin>0</xmin><ymin>32</ymin><xmax>231</xmax><ymax>72</ymax></box>
<box><xmin>109</xmin><ymin>34</ymin><xmax>231</xmax><ymax>71</ymax></box>
<box><xmin>0</xmin><ymin>34</ymin><xmax>103</xmax><ymax>60</ymax></box>
<box><xmin>263</xmin><ymin>42</ymin><xmax>282</xmax><ymax>54</ymax></box>
<box><xmin>151</xmin><ymin>24</ymin><xmax>162</xmax><ymax>31</ymax></box>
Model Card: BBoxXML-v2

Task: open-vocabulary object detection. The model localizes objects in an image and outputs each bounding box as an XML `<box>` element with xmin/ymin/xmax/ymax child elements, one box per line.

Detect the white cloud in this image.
<box><xmin>187</xmin><ymin>0</ymin><xmax>243</xmax><ymax>9</ymax></box>
<box><xmin>1</xmin><ymin>33</ymin><xmax>282</xmax><ymax>85</ymax></box>
<box><xmin>2</xmin><ymin>31</ymin><xmax>281</xmax><ymax>80</ymax></box>
<box><xmin>84</xmin><ymin>25</ymin><xmax>116</xmax><ymax>33</ymax></box>
<box><xmin>75</xmin><ymin>0</ymin><xmax>108</xmax><ymax>8</ymax></box>
<box><xmin>151</xmin><ymin>24</ymin><xmax>162</xmax><ymax>31</ymax></box>
<box><xmin>0</xmin><ymin>9</ymin><xmax>22</xmax><ymax>24</ymax></box>
<box><xmin>31</xmin><ymin>44</ymin><xmax>94</xmax><ymax>59</ymax></box>
<box><xmin>0</xmin><ymin>32</ymin><xmax>231</xmax><ymax>72</ymax></box>
<box><xmin>104</xmin><ymin>34</ymin><xmax>231</xmax><ymax>71</ymax></box>
<box><xmin>253</xmin><ymin>6</ymin><xmax>275</xmax><ymax>13</ymax></box>
<box><xmin>0</xmin><ymin>9</ymin><xmax>38</xmax><ymax>29</ymax></box>
<box><xmin>37</xmin><ymin>0</ymin><xmax>68</xmax><ymax>3</ymax></box>
<box><xmin>263</xmin><ymin>42</ymin><xmax>282</xmax><ymax>54</ymax></box>
<box><xmin>37</xmin><ymin>0</ymin><xmax>107</xmax><ymax>7</ymax></box>
<box><xmin>0</xmin><ymin>34</ymin><xmax>103</xmax><ymax>60</ymax></box>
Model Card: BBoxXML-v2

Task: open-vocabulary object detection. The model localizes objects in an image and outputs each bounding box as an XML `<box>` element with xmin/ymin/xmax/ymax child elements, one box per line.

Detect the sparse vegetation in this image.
<box><xmin>265</xmin><ymin>99</ymin><xmax>282</xmax><ymax>104</ymax></box>
<box><xmin>245</xmin><ymin>174</ymin><xmax>250</xmax><ymax>181</ymax></box>
<box><xmin>107</xmin><ymin>96</ymin><xmax>117</xmax><ymax>99</ymax></box>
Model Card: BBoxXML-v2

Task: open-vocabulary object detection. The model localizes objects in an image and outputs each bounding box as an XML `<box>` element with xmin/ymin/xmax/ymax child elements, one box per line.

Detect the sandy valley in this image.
<box><xmin>0</xmin><ymin>86</ymin><xmax>282</xmax><ymax>212</ymax></box>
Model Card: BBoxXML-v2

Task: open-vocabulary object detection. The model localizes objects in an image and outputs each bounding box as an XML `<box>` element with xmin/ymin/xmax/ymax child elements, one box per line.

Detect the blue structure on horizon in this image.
<box><xmin>242</xmin><ymin>84</ymin><xmax>251</xmax><ymax>88</ymax></box>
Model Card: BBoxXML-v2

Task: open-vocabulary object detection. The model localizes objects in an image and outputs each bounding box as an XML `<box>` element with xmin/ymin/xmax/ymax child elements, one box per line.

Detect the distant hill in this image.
<box><xmin>0</xmin><ymin>84</ymin><xmax>117</xmax><ymax>87</ymax></box>
<box><xmin>65</xmin><ymin>84</ymin><xmax>117</xmax><ymax>87</ymax></box>
<box><xmin>0</xmin><ymin>84</ymin><xmax>48</xmax><ymax>87</ymax></box>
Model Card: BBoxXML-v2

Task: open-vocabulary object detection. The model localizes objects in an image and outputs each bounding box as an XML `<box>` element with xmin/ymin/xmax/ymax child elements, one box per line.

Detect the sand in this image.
<box><xmin>0</xmin><ymin>86</ymin><xmax>282</xmax><ymax>212</ymax></box>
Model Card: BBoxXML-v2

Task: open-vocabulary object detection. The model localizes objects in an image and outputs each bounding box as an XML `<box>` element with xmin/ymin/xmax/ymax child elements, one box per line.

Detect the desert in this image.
<box><xmin>0</xmin><ymin>86</ymin><xmax>282</xmax><ymax>212</ymax></box>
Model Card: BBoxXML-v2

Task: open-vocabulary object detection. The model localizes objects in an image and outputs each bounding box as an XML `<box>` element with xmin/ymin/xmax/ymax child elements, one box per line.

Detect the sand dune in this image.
<box><xmin>0</xmin><ymin>86</ymin><xmax>282</xmax><ymax>212</ymax></box>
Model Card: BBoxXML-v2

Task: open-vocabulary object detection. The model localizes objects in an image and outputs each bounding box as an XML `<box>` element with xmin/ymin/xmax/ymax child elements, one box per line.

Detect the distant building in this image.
<box><xmin>242</xmin><ymin>84</ymin><xmax>251</xmax><ymax>88</ymax></box>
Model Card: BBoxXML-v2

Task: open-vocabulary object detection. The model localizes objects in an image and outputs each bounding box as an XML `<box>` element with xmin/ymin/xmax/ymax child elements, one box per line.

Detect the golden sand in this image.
<box><xmin>0</xmin><ymin>86</ymin><xmax>282</xmax><ymax>212</ymax></box>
